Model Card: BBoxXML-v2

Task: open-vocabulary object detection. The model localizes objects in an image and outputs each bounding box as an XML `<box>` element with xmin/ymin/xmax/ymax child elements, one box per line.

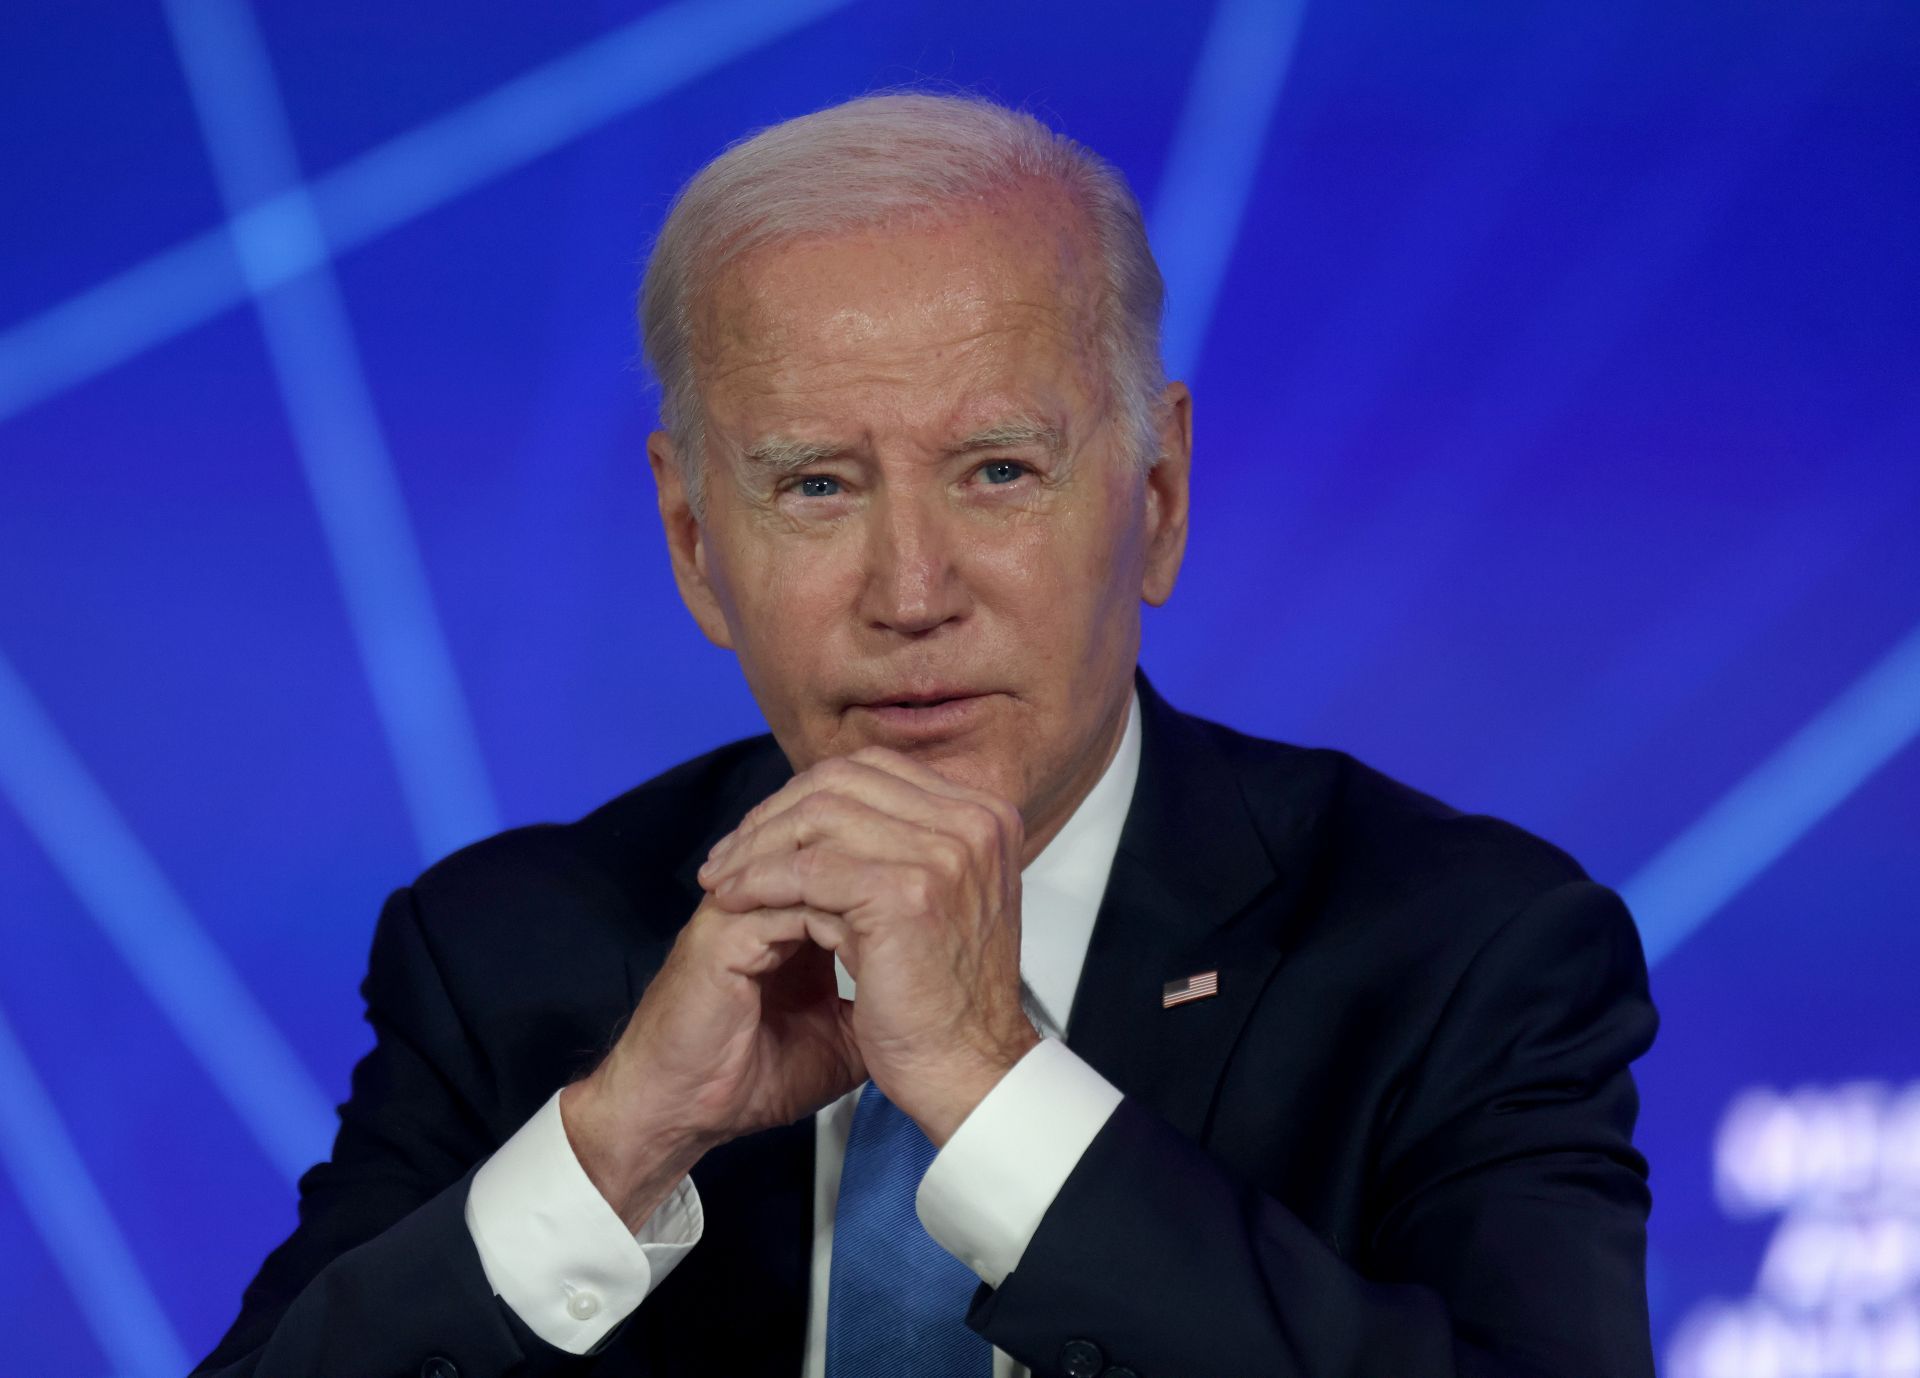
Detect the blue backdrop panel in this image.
<box><xmin>1</xmin><ymin>2</ymin><xmax>1915</xmax><ymax>1374</ymax></box>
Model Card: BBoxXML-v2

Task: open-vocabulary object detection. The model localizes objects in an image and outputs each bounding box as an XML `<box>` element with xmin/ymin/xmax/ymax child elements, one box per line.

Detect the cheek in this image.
<box><xmin>710</xmin><ymin>529</ymin><xmax>858</xmax><ymax>671</ymax></box>
<box><xmin>1043</xmin><ymin>484</ymin><xmax>1148</xmax><ymax>606</ymax></box>
<box><xmin>966</xmin><ymin>518</ymin><xmax>1067</xmax><ymax>609</ymax></box>
<box><xmin>972</xmin><ymin>501</ymin><xmax>1139</xmax><ymax>640</ymax></box>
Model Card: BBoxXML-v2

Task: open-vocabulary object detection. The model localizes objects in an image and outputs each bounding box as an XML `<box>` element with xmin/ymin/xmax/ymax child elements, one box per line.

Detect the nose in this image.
<box><xmin>858</xmin><ymin>486</ymin><xmax>969</xmax><ymax>638</ymax></box>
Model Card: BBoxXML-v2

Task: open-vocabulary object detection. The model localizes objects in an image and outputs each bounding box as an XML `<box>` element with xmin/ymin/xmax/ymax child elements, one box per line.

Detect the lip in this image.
<box><xmin>847</xmin><ymin>690</ymin><xmax>999</xmax><ymax>741</ymax></box>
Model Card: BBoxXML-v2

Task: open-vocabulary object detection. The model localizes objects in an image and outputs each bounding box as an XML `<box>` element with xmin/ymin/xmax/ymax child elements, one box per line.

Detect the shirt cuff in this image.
<box><xmin>464</xmin><ymin>1089</ymin><xmax>703</xmax><ymax>1354</ymax></box>
<box><xmin>915</xmin><ymin>1038</ymin><xmax>1123</xmax><ymax>1288</ymax></box>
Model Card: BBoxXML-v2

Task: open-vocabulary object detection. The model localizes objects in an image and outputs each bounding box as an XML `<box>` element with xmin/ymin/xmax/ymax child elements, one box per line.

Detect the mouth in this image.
<box><xmin>866</xmin><ymin>692</ymin><xmax>974</xmax><ymax>710</ymax></box>
<box><xmin>847</xmin><ymin>689</ymin><xmax>999</xmax><ymax>740</ymax></box>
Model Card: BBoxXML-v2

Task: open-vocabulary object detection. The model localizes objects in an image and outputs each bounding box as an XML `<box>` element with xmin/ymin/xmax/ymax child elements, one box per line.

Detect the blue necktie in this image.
<box><xmin>825</xmin><ymin>1081</ymin><xmax>993</xmax><ymax>1377</ymax></box>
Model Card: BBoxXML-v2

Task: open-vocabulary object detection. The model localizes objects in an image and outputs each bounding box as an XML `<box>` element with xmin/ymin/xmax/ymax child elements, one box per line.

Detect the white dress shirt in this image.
<box><xmin>466</xmin><ymin>692</ymin><xmax>1141</xmax><ymax>1376</ymax></box>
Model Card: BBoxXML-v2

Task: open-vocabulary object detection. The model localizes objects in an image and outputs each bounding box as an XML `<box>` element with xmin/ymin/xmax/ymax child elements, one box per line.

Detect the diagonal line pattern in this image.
<box><xmin>0</xmin><ymin>1001</ymin><xmax>191</xmax><ymax>1378</ymax></box>
<box><xmin>0</xmin><ymin>648</ymin><xmax>338</xmax><ymax>1183</ymax></box>
<box><xmin>1471</xmin><ymin>409</ymin><xmax>1920</xmax><ymax>825</ymax></box>
<box><xmin>0</xmin><ymin>231</ymin><xmax>246</xmax><ymax>428</ymax></box>
<box><xmin>0</xmin><ymin>0</ymin><xmax>856</xmax><ymax>1203</ymax></box>
<box><xmin>162</xmin><ymin>0</ymin><xmax>499</xmax><ymax>863</ymax></box>
<box><xmin>1627</xmin><ymin>617</ymin><xmax>1920</xmax><ymax>966</ymax></box>
<box><xmin>1150</xmin><ymin>0</ymin><xmax>1309</xmax><ymax>381</ymax></box>
<box><xmin>0</xmin><ymin>0</ymin><xmax>856</xmax><ymax>427</ymax></box>
<box><xmin>304</xmin><ymin>0</ymin><xmax>856</xmax><ymax>265</ymax></box>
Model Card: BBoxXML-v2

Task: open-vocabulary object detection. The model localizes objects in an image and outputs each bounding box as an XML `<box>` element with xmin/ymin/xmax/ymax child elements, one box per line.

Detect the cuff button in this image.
<box><xmin>566</xmin><ymin>1290</ymin><xmax>602</xmax><ymax>1321</ymax></box>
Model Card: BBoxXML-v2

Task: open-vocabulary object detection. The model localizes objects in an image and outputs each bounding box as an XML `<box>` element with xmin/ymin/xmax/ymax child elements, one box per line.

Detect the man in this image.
<box><xmin>196</xmin><ymin>92</ymin><xmax>1658</xmax><ymax>1378</ymax></box>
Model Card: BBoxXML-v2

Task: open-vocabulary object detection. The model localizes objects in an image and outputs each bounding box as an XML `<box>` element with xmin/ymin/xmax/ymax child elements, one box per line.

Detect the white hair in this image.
<box><xmin>638</xmin><ymin>91</ymin><xmax>1167</xmax><ymax>513</ymax></box>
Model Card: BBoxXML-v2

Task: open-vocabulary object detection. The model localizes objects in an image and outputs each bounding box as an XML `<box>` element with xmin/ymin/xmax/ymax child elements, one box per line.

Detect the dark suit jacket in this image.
<box><xmin>195</xmin><ymin>674</ymin><xmax>1658</xmax><ymax>1378</ymax></box>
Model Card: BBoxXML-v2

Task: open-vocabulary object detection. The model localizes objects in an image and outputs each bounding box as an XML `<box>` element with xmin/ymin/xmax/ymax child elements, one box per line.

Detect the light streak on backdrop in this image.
<box><xmin>0</xmin><ymin>0</ymin><xmax>857</xmax><ymax>426</ymax></box>
<box><xmin>0</xmin><ymin>3</ymin><xmax>1913</xmax><ymax>1373</ymax></box>
<box><xmin>163</xmin><ymin>0</ymin><xmax>500</xmax><ymax>862</ymax></box>
<box><xmin>1150</xmin><ymin>0</ymin><xmax>1309</xmax><ymax>381</ymax></box>
<box><xmin>0</xmin><ymin>649</ymin><xmax>337</xmax><ymax>1184</ymax></box>
<box><xmin>1624</xmin><ymin>618</ymin><xmax>1920</xmax><ymax>967</ymax></box>
<box><xmin>0</xmin><ymin>1003</ymin><xmax>190</xmax><ymax>1378</ymax></box>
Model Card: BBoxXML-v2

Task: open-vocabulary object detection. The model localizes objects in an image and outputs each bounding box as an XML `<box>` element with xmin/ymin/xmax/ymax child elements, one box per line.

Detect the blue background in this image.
<box><xmin>1</xmin><ymin>2</ymin><xmax>1915</xmax><ymax>1373</ymax></box>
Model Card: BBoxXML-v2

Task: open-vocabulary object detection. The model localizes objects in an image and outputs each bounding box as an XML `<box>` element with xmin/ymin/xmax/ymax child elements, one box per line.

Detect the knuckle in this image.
<box><xmin>962</xmin><ymin>801</ymin><xmax>1002</xmax><ymax>846</ymax></box>
<box><xmin>990</xmin><ymin>796</ymin><xmax>1024</xmax><ymax>845</ymax></box>
<box><xmin>927</xmin><ymin>832</ymin><xmax>969</xmax><ymax>876</ymax></box>
<box><xmin>900</xmin><ymin>866</ymin><xmax>936</xmax><ymax>910</ymax></box>
<box><xmin>815</xmin><ymin>756</ymin><xmax>860</xmax><ymax>786</ymax></box>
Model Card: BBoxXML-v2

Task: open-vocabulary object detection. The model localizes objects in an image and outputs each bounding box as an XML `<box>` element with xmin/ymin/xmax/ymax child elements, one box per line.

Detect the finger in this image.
<box><xmin>704</xmin><ymin>757</ymin><xmax>970</xmax><ymax>874</ymax></box>
<box><xmin>701</xmin><ymin>790</ymin><xmax>963</xmax><ymax>891</ymax></box>
<box><xmin>838</xmin><ymin>745</ymin><xmax>1025</xmax><ymax>851</ymax></box>
<box><xmin>730</xmin><ymin>756</ymin><xmax>954</xmax><ymax>839</ymax></box>
<box><xmin>840</xmin><ymin>743</ymin><xmax>993</xmax><ymax>802</ymax></box>
<box><xmin>713</xmin><ymin>905</ymin><xmax>852</xmax><ymax>975</ymax></box>
<box><xmin>712</xmin><ymin>748</ymin><xmax>1021</xmax><ymax>871</ymax></box>
<box><xmin>708</xmin><ymin>848</ymin><xmax>926</xmax><ymax>926</ymax></box>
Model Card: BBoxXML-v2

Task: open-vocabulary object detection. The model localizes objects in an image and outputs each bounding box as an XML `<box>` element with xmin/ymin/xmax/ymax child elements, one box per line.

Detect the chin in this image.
<box><xmin>898</xmin><ymin>738</ymin><xmax>1013</xmax><ymax>791</ymax></box>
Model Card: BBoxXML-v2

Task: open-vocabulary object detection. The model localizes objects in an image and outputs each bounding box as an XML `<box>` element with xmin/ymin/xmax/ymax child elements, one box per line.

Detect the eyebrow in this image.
<box><xmin>949</xmin><ymin>419</ymin><xmax>1064</xmax><ymax>456</ymax></box>
<box><xmin>739</xmin><ymin>436</ymin><xmax>846</xmax><ymax>476</ymax></box>
<box><xmin>736</xmin><ymin>418</ymin><xmax>1066</xmax><ymax>477</ymax></box>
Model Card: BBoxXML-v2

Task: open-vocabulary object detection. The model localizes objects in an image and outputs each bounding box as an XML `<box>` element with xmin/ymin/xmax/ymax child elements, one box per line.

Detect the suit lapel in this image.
<box><xmin>1065</xmin><ymin>674</ymin><xmax>1290</xmax><ymax>1143</ymax></box>
<box><xmin>667</xmin><ymin>742</ymin><xmax>796</xmax><ymax>903</ymax></box>
<box><xmin>629</xmin><ymin>681</ymin><xmax>1303</xmax><ymax>1369</ymax></box>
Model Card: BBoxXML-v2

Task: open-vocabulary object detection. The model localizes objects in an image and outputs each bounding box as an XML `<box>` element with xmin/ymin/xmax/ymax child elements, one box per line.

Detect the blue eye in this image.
<box><xmin>797</xmin><ymin>475</ymin><xmax>841</xmax><ymax>497</ymax></box>
<box><xmin>981</xmin><ymin>461</ymin><xmax>1026</xmax><ymax>485</ymax></box>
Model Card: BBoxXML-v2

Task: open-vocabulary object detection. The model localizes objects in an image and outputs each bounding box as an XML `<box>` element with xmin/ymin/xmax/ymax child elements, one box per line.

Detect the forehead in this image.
<box><xmin>690</xmin><ymin>189</ymin><xmax>1105</xmax><ymax>442</ymax></box>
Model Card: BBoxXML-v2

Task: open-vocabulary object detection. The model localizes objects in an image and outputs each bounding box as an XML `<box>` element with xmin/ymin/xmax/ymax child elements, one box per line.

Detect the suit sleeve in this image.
<box><xmin>192</xmin><ymin>886</ymin><xmax>598</xmax><ymax>1378</ymax></box>
<box><xmin>966</xmin><ymin>879</ymin><xmax>1660</xmax><ymax>1378</ymax></box>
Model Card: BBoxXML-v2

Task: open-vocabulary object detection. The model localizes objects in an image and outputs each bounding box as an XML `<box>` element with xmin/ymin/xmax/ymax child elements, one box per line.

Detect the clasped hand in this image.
<box><xmin>562</xmin><ymin>745</ymin><xmax>1040</xmax><ymax>1229</ymax></box>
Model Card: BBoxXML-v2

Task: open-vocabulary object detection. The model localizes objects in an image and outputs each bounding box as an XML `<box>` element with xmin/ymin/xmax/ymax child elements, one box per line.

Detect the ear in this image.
<box><xmin>647</xmin><ymin>431</ymin><xmax>735</xmax><ymax>649</ymax></box>
<box><xmin>1140</xmin><ymin>381</ymin><xmax>1192</xmax><ymax>607</ymax></box>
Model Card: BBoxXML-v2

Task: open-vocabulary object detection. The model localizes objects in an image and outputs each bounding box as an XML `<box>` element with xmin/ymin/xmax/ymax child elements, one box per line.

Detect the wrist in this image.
<box><xmin>559</xmin><ymin>1076</ymin><xmax>714</xmax><ymax>1232</ymax></box>
<box><xmin>899</xmin><ymin>1022</ymin><xmax>1043</xmax><ymax>1147</ymax></box>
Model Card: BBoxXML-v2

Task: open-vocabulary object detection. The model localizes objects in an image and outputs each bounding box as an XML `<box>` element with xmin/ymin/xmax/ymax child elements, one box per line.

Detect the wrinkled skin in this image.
<box><xmin>563</xmin><ymin>183</ymin><xmax>1192</xmax><ymax>1227</ymax></box>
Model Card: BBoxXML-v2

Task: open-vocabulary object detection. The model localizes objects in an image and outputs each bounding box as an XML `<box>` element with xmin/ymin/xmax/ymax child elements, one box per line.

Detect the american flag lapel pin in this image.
<box><xmin>1161</xmin><ymin>969</ymin><xmax>1220</xmax><ymax>1008</ymax></box>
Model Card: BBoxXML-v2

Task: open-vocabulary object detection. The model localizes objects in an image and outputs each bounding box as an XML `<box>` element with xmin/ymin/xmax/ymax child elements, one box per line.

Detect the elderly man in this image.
<box><xmin>197</xmin><ymin>93</ymin><xmax>1657</xmax><ymax>1378</ymax></box>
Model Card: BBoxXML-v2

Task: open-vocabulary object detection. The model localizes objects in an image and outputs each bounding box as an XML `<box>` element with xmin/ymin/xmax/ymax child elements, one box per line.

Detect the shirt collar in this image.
<box><xmin>1013</xmin><ymin>689</ymin><xmax>1142</xmax><ymax>1037</ymax></box>
<box><xmin>1021</xmin><ymin>688</ymin><xmax>1142</xmax><ymax>901</ymax></box>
